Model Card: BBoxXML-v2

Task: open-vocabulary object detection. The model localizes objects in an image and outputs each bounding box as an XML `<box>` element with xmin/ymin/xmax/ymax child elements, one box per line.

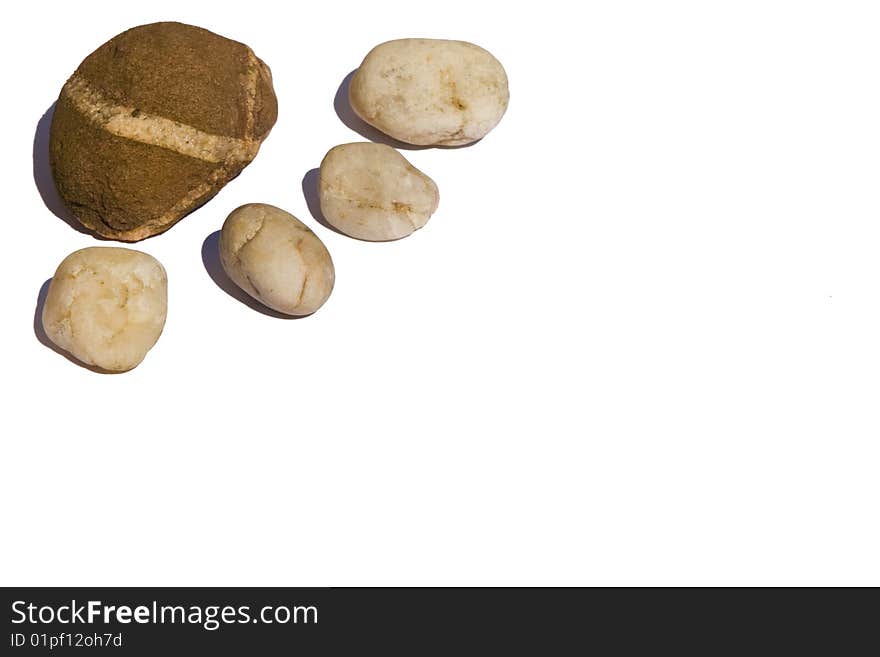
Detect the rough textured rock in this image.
<box><xmin>41</xmin><ymin>247</ymin><xmax>168</xmax><ymax>372</ymax></box>
<box><xmin>349</xmin><ymin>38</ymin><xmax>508</xmax><ymax>146</ymax></box>
<box><xmin>49</xmin><ymin>22</ymin><xmax>277</xmax><ymax>241</ymax></box>
<box><xmin>219</xmin><ymin>204</ymin><xmax>335</xmax><ymax>315</ymax></box>
<box><xmin>319</xmin><ymin>142</ymin><xmax>439</xmax><ymax>241</ymax></box>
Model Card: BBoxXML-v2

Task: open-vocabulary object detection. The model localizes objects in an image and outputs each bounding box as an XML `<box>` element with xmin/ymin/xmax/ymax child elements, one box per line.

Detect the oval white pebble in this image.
<box><xmin>349</xmin><ymin>38</ymin><xmax>509</xmax><ymax>146</ymax></box>
<box><xmin>319</xmin><ymin>142</ymin><xmax>439</xmax><ymax>241</ymax></box>
<box><xmin>219</xmin><ymin>203</ymin><xmax>335</xmax><ymax>316</ymax></box>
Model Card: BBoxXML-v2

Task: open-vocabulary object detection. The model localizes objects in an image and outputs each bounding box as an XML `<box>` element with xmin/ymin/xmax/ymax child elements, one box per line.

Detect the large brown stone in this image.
<box><xmin>49</xmin><ymin>22</ymin><xmax>278</xmax><ymax>241</ymax></box>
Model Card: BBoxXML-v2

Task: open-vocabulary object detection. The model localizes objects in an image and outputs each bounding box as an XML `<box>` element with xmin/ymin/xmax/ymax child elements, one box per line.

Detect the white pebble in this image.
<box><xmin>219</xmin><ymin>203</ymin><xmax>335</xmax><ymax>315</ymax></box>
<box><xmin>41</xmin><ymin>247</ymin><xmax>167</xmax><ymax>372</ymax></box>
<box><xmin>319</xmin><ymin>142</ymin><xmax>439</xmax><ymax>241</ymax></box>
<box><xmin>349</xmin><ymin>38</ymin><xmax>509</xmax><ymax>146</ymax></box>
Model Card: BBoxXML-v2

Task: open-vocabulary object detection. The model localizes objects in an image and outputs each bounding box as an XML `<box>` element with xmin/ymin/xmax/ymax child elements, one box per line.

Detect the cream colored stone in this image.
<box><xmin>319</xmin><ymin>143</ymin><xmax>440</xmax><ymax>241</ymax></box>
<box><xmin>349</xmin><ymin>38</ymin><xmax>509</xmax><ymax>146</ymax></box>
<box><xmin>41</xmin><ymin>247</ymin><xmax>167</xmax><ymax>372</ymax></box>
<box><xmin>219</xmin><ymin>204</ymin><xmax>334</xmax><ymax>315</ymax></box>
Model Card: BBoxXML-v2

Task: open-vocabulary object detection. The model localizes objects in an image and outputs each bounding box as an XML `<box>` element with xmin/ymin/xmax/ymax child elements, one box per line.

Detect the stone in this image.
<box><xmin>41</xmin><ymin>247</ymin><xmax>168</xmax><ymax>372</ymax></box>
<box><xmin>49</xmin><ymin>22</ymin><xmax>277</xmax><ymax>241</ymax></box>
<box><xmin>349</xmin><ymin>38</ymin><xmax>509</xmax><ymax>146</ymax></box>
<box><xmin>319</xmin><ymin>142</ymin><xmax>439</xmax><ymax>241</ymax></box>
<box><xmin>219</xmin><ymin>204</ymin><xmax>335</xmax><ymax>315</ymax></box>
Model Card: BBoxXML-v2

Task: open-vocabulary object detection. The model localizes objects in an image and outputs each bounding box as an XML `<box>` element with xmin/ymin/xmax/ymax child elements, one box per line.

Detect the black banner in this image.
<box><xmin>0</xmin><ymin>588</ymin><xmax>872</xmax><ymax>653</ymax></box>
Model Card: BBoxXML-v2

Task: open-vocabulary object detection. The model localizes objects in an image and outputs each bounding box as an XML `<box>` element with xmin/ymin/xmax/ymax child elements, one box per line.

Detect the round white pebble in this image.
<box><xmin>41</xmin><ymin>247</ymin><xmax>168</xmax><ymax>372</ymax></box>
<box><xmin>219</xmin><ymin>203</ymin><xmax>335</xmax><ymax>316</ymax></box>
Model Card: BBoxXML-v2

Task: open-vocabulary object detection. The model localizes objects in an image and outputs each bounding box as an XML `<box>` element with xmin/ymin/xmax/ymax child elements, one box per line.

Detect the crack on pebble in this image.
<box><xmin>296</xmin><ymin>273</ymin><xmax>309</xmax><ymax>307</ymax></box>
<box><xmin>243</xmin><ymin>271</ymin><xmax>263</xmax><ymax>298</ymax></box>
<box><xmin>233</xmin><ymin>216</ymin><xmax>267</xmax><ymax>274</ymax></box>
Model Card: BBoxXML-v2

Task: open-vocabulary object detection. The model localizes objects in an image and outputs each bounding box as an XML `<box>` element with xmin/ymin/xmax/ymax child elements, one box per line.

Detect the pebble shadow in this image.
<box><xmin>200</xmin><ymin>231</ymin><xmax>306</xmax><ymax>320</ymax></box>
<box><xmin>301</xmin><ymin>168</ymin><xmax>347</xmax><ymax>237</ymax></box>
<box><xmin>34</xmin><ymin>278</ymin><xmax>117</xmax><ymax>374</ymax></box>
<box><xmin>33</xmin><ymin>102</ymin><xmax>108</xmax><ymax>240</ymax></box>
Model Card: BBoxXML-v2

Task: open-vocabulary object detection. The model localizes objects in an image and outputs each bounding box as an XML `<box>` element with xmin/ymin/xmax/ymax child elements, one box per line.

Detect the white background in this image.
<box><xmin>1</xmin><ymin>0</ymin><xmax>878</xmax><ymax>586</ymax></box>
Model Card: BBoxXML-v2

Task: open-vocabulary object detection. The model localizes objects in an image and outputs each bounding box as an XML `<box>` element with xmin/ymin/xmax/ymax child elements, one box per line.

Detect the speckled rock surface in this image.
<box><xmin>49</xmin><ymin>22</ymin><xmax>277</xmax><ymax>241</ymax></box>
